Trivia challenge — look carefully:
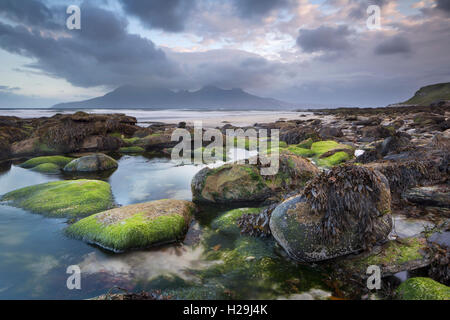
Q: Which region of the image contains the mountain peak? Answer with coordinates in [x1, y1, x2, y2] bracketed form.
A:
[53, 85, 293, 109]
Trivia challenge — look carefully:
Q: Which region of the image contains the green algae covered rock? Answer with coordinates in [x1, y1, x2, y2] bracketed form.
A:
[191, 153, 319, 204]
[30, 163, 61, 174]
[1, 180, 114, 218]
[64, 153, 118, 172]
[396, 277, 450, 300]
[119, 146, 145, 153]
[211, 208, 261, 235]
[66, 199, 195, 252]
[316, 151, 351, 167]
[20, 155, 74, 169]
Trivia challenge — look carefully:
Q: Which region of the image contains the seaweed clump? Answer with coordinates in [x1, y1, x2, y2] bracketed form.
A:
[237, 204, 277, 237]
[366, 160, 441, 196]
[302, 165, 390, 249]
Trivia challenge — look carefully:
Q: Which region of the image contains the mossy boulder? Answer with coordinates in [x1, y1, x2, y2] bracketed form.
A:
[396, 277, 450, 300]
[63, 153, 118, 172]
[30, 163, 61, 174]
[211, 208, 261, 235]
[191, 153, 319, 204]
[1, 180, 114, 218]
[119, 146, 145, 153]
[19, 156, 73, 169]
[270, 165, 393, 262]
[66, 199, 195, 252]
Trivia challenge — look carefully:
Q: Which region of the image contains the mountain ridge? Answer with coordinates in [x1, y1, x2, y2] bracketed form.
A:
[53, 85, 295, 110]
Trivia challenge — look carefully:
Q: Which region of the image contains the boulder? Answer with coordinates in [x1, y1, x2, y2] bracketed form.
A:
[63, 153, 118, 172]
[269, 165, 393, 262]
[404, 185, 450, 207]
[396, 277, 450, 300]
[318, 127, 343, 139]
[1, 179, 114, 218]
[66, 199, 195, 252]
[191, 153, 319, 204]
[19, 155, 73, 169]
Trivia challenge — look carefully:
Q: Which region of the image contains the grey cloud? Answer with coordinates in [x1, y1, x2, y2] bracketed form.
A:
[232, 0, 290, 18]
[296, 25, 352, 54]
[436, 0, 450, 14]
[119, 0, 196, 32]
[374, 36, 412, 55]
[0, 0, 62, 29]
[0, 4, 179, 88]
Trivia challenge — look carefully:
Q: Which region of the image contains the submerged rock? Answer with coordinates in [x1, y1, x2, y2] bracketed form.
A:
[191, 153, 319, 204]
[66, 199, 195, 252]
[1, 179, 114, 218]
[270, 165, 393, 262]
[63, 153, 118, 172]
[211, 207, 261, 236]
[396, 277, 450, 300]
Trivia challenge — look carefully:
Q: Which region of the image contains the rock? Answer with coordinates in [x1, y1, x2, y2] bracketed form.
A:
[333, 237, 430, 280]
[354, 117, 381, 126]
[1, 179, 114, 218]
[270, 165, 393, 262]
[318, 127, 343, 139]
[80, 135, 121, 151]
[11, 137, 54, 157]
[30, 163, 61, 174]
[63, 153, 118, 172]
[358, 125, 394, 141]
[427, 231, 450, 285]
[396, 277, 450, 300]
[119, 146, 145, 153]
[191, 153, 319, 204]
[279, 127, 319, 145]
[404, 185, 450, 207]
[137, 132, 177, 149]
[19, 155, 73, 169]
[365, 160, 441, 196]
[379, 134, 411, 156]
[66, 199, 195, 252]
[429, 129, 450, 150]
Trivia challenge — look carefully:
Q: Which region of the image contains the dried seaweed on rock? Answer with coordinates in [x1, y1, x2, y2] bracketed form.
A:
[303, 165, 387, 249]
[237, 204, 277, 237]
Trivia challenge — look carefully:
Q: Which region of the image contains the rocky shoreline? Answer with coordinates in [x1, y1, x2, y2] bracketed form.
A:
[0, 104, 449, 300]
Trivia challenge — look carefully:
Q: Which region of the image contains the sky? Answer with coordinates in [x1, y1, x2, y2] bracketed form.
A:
[0, 0, 449, 108]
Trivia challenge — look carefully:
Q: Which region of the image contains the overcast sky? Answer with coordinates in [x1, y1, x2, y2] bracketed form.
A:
[0, 0, 449, 108]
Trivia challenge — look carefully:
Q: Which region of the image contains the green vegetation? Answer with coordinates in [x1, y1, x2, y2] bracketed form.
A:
[122, 137, 140, 145]
[287, 146, 315, 157]
[119, 146, 145, 153]
[211, 208, 261, 235]
[1, 180, 114, 218]
[20, 156, 73, 169]
[310, 140, 350, 155]
[316, 151, 351, 167]
[30, 163, 61, 174]
[396, 277, 450, 300]
[403, 82, 450, 105]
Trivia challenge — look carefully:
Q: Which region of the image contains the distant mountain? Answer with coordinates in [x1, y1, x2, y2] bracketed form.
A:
[402, 82, 450, 105]
[53, 85, 294, 109]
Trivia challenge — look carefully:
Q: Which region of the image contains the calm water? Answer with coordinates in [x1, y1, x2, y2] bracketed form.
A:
[0, 153, 329, 300]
